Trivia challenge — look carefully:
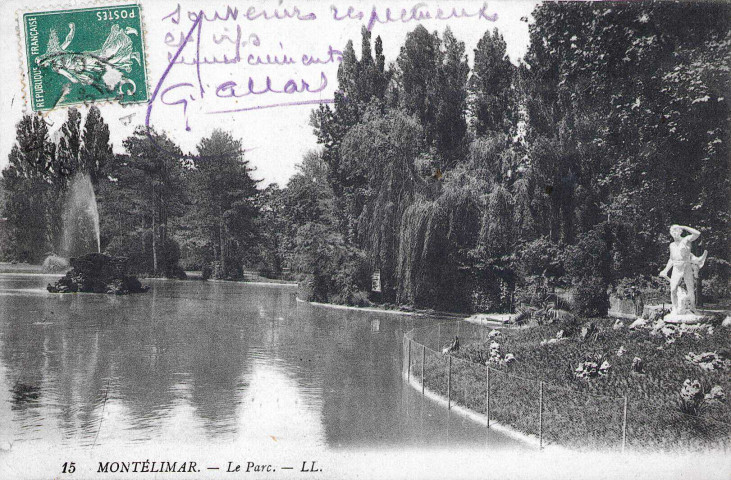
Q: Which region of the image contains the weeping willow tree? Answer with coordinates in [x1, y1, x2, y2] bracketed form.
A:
[475, 184, 518, 310]
[397, 196, 434, 306]
[396, 179, 482, 312]
[480, 184, 514, 258]
[339, 111, 425, 302]
[357, 166, 414, 301]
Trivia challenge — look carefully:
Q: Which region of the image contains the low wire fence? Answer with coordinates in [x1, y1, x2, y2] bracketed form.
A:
[403, 320, 730, 452]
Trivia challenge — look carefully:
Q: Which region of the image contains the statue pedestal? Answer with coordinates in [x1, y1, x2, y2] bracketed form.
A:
[664, 313, 705, 324]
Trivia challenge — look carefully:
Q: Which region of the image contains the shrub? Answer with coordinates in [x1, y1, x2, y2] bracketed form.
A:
[515, 277, 551, 306]
[518, 237, 566, 283]
[160, 238, 185, 279]
[332, 248, 371, 298]
[105, 232, 185, 278]
[469, 270, 512, 313]
[206, 251, 245, 280]
[555, 313, 582, 338]
[295, 270, 330, 302]
[612, 275, 668, 315]
[201, 265, 212, 280]
[566, 227, 611, 282]
[105, 231, 150, 274]
[567, 227, 611, 317]
[702, 273, 730, 304]
[606, 221, 658, 281]
[678, 379, 708, 416]
[297, 274, 317, 302]
[511, 284, 574, 326]
[332, 289, 371, 307]
[574, 276, 610, 317]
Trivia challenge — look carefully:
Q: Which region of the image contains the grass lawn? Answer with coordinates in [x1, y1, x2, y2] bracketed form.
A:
[412, 316, 730, 451]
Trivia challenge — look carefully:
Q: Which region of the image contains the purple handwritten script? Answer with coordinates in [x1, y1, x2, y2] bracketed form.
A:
[147, 5, 342, 139]
[146, 2, 499, 152]
[332, 3, 499, 31]
[161, 3, 318, 24]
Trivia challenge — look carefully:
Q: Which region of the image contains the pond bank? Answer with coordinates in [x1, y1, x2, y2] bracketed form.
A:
[403, 369, 541, 449]
[295, 296, 487, 320]
[297, 297, 416, 316]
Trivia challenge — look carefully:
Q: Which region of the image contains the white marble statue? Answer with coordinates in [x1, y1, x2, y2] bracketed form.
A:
[659, 224, 707, 317]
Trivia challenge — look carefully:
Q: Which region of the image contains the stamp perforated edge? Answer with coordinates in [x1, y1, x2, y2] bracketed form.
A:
[15, 0, 151, 116]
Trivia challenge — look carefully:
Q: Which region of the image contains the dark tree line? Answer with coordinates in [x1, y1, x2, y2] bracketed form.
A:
[1, 108, 111, 262]
[2, 109, 260, 279]
[280, 2, 730, 314]
[2, 2, 728, 314]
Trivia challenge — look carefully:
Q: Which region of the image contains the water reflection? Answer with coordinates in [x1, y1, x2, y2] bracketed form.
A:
[0, 274, 521, 450]
[370, 319, 380, 333]
[237, 359, 326, 447]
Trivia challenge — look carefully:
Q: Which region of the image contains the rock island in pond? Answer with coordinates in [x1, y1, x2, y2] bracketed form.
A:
[47, 253, 149, 295]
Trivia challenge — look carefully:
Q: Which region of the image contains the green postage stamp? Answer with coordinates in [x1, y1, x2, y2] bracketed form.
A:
[21, 4, 148, 111]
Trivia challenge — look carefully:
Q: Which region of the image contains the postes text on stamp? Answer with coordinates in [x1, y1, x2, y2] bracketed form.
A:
[22, 4, 148, 111]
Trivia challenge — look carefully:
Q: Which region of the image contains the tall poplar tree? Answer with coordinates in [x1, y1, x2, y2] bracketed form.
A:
[469, 28, 516, 136]
[192, 130, 260, 279]
[1, 115, 56, 261]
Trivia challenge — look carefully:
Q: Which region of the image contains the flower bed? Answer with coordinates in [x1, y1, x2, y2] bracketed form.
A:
[413, 316, 730, 451]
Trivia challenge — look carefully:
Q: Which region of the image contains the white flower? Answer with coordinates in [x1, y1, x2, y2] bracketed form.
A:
[599, 361, 611, 375]
[681, 379, 702, 402]
[704, 386, 725, 402]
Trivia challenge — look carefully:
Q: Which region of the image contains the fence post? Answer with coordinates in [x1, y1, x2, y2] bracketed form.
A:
[538, 381, 544, 450]
[407, 339, 412, 382]
[447, 356, 452, 410]
[486, 365, 490, 428]
[622, 395, 628, 453]
[421, 345, 426, 395]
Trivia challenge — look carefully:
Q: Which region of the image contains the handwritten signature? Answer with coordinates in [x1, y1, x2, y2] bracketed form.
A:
[147, 13, 335, 135]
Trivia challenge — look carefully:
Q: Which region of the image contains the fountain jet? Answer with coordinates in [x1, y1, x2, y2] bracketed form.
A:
[60, 173, 100, 258]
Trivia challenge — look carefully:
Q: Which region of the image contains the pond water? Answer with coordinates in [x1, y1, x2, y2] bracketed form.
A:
[0, 274, 521, 451]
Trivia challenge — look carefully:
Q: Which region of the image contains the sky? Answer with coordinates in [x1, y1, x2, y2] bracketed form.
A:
[0, 0, 539, 186]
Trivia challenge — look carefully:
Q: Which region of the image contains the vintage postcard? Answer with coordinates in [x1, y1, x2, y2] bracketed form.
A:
[0, 0, 729, 479]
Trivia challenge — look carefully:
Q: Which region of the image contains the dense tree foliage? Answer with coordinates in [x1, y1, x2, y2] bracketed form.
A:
[99, 127, 187, 276]
[1, 115, 56, 262]
[1, 107, 112, 262]
[189, 130, 260, 279]
[521, 1, 730, 306]
[469, 29, 516, 136]
[2, 2, 728, 311]
[297, 2, 729, 312]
